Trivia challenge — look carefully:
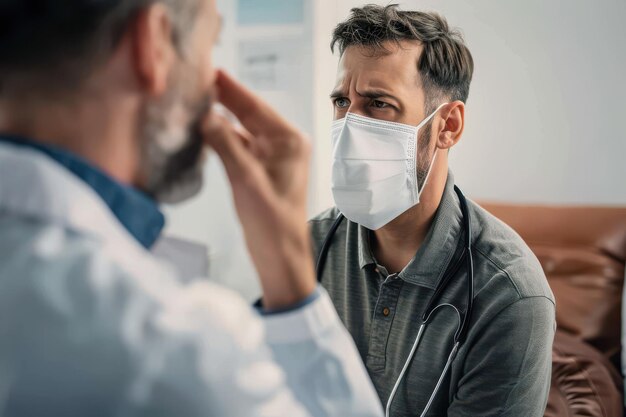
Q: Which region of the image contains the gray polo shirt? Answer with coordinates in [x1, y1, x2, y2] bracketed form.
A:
[310, 172, 556, 417]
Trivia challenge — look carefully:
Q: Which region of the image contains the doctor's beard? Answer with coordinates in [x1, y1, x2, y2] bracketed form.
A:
[140, 65, 214, 204]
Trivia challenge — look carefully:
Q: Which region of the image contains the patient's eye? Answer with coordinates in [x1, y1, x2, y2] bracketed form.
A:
[372, 100, 390, 109]
[334, 98, 350, 108]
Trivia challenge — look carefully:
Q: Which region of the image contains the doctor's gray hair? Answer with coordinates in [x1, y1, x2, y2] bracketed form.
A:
[0, 0, 199, 93]
[331, 4, 474, 113]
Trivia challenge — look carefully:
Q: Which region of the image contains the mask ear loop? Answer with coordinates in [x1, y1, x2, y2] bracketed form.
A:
[415, 102, 448, 130]
[420, 147, 438, 193]
[416, 103, 448, 195]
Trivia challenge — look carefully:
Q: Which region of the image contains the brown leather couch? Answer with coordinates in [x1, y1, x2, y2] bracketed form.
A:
[482, 204, 626, 417]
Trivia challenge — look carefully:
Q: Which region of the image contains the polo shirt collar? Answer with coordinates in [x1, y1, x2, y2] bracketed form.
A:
[358, 224, 376, 268]
[357, 171, 463, 289]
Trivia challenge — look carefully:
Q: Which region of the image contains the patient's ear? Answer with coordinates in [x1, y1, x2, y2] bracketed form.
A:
[436, 101, 465, 150]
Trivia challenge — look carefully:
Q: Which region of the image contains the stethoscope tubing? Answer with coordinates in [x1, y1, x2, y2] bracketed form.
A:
[385, 303, 462, 417]
[316, 186, 474, 417]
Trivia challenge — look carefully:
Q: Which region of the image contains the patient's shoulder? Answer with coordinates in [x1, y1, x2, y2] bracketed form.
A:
[309, 207, 342, 234]
[309, 207, 341, 224]
[308, 207, 342, 253]
[469, 201, 554, 301]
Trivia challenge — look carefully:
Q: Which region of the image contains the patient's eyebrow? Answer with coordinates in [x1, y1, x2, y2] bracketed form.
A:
[357, 89, 400, 102]
[329, 88, 401, 102]
[330, 89, 345, 99]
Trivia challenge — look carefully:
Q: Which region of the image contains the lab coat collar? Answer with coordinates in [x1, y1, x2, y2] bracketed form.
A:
[0, 141, 151, 255]
[0, 135, 164, 248]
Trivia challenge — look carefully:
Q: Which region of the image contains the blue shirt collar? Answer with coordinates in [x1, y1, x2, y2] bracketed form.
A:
[0, 135, 165, 248]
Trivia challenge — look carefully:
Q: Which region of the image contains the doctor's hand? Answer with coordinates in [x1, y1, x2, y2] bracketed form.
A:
[202, 70, 316, 311]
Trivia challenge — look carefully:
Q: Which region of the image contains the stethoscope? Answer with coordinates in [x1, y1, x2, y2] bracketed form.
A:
[316, 185, 474, 417]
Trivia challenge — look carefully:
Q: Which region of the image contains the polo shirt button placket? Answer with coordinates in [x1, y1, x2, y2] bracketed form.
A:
[366, 273, 402, 372]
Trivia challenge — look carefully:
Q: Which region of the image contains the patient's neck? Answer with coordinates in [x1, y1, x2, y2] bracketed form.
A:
[371, 165, 447, 274]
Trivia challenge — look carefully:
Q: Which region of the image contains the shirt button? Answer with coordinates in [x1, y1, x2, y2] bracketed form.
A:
[382, 307, 391, 317]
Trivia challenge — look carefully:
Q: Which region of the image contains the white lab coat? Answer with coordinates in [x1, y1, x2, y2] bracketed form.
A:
[0, 142, 383, 417]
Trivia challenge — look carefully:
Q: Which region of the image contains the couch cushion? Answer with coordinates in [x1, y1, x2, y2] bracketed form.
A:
[480, 204, 626, 368]
[545, 330, 623, 417]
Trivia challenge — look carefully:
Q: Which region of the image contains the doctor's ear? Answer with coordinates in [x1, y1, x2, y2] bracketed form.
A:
[436, 101, 465, 150]
[131, 3, 177, 96]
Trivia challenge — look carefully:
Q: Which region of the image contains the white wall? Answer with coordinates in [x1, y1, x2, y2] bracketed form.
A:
[310, 0, 626, 214]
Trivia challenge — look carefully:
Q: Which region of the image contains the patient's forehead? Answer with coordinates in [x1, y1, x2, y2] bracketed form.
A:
[335, 41, 424, 93]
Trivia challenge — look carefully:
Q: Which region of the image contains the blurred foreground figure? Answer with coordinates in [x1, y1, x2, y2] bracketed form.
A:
[0, 0, 383, 416]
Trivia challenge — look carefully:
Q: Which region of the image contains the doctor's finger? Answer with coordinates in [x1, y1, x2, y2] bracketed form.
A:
[203, 113, 259, 184]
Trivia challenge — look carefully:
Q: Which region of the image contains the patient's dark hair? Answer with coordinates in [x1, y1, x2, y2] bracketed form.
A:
[331, 4, 474, 112]
[0, 0, 198, 92]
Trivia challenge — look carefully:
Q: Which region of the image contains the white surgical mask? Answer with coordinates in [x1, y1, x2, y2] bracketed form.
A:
[330, 103, 447, 230]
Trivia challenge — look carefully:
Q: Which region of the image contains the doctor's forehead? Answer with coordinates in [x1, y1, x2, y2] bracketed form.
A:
[333, 42, 424, 93]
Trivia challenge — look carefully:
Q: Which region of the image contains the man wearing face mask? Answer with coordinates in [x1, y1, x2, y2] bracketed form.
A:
[0, 0, 385, 416]
[311, 5, 556, 417]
